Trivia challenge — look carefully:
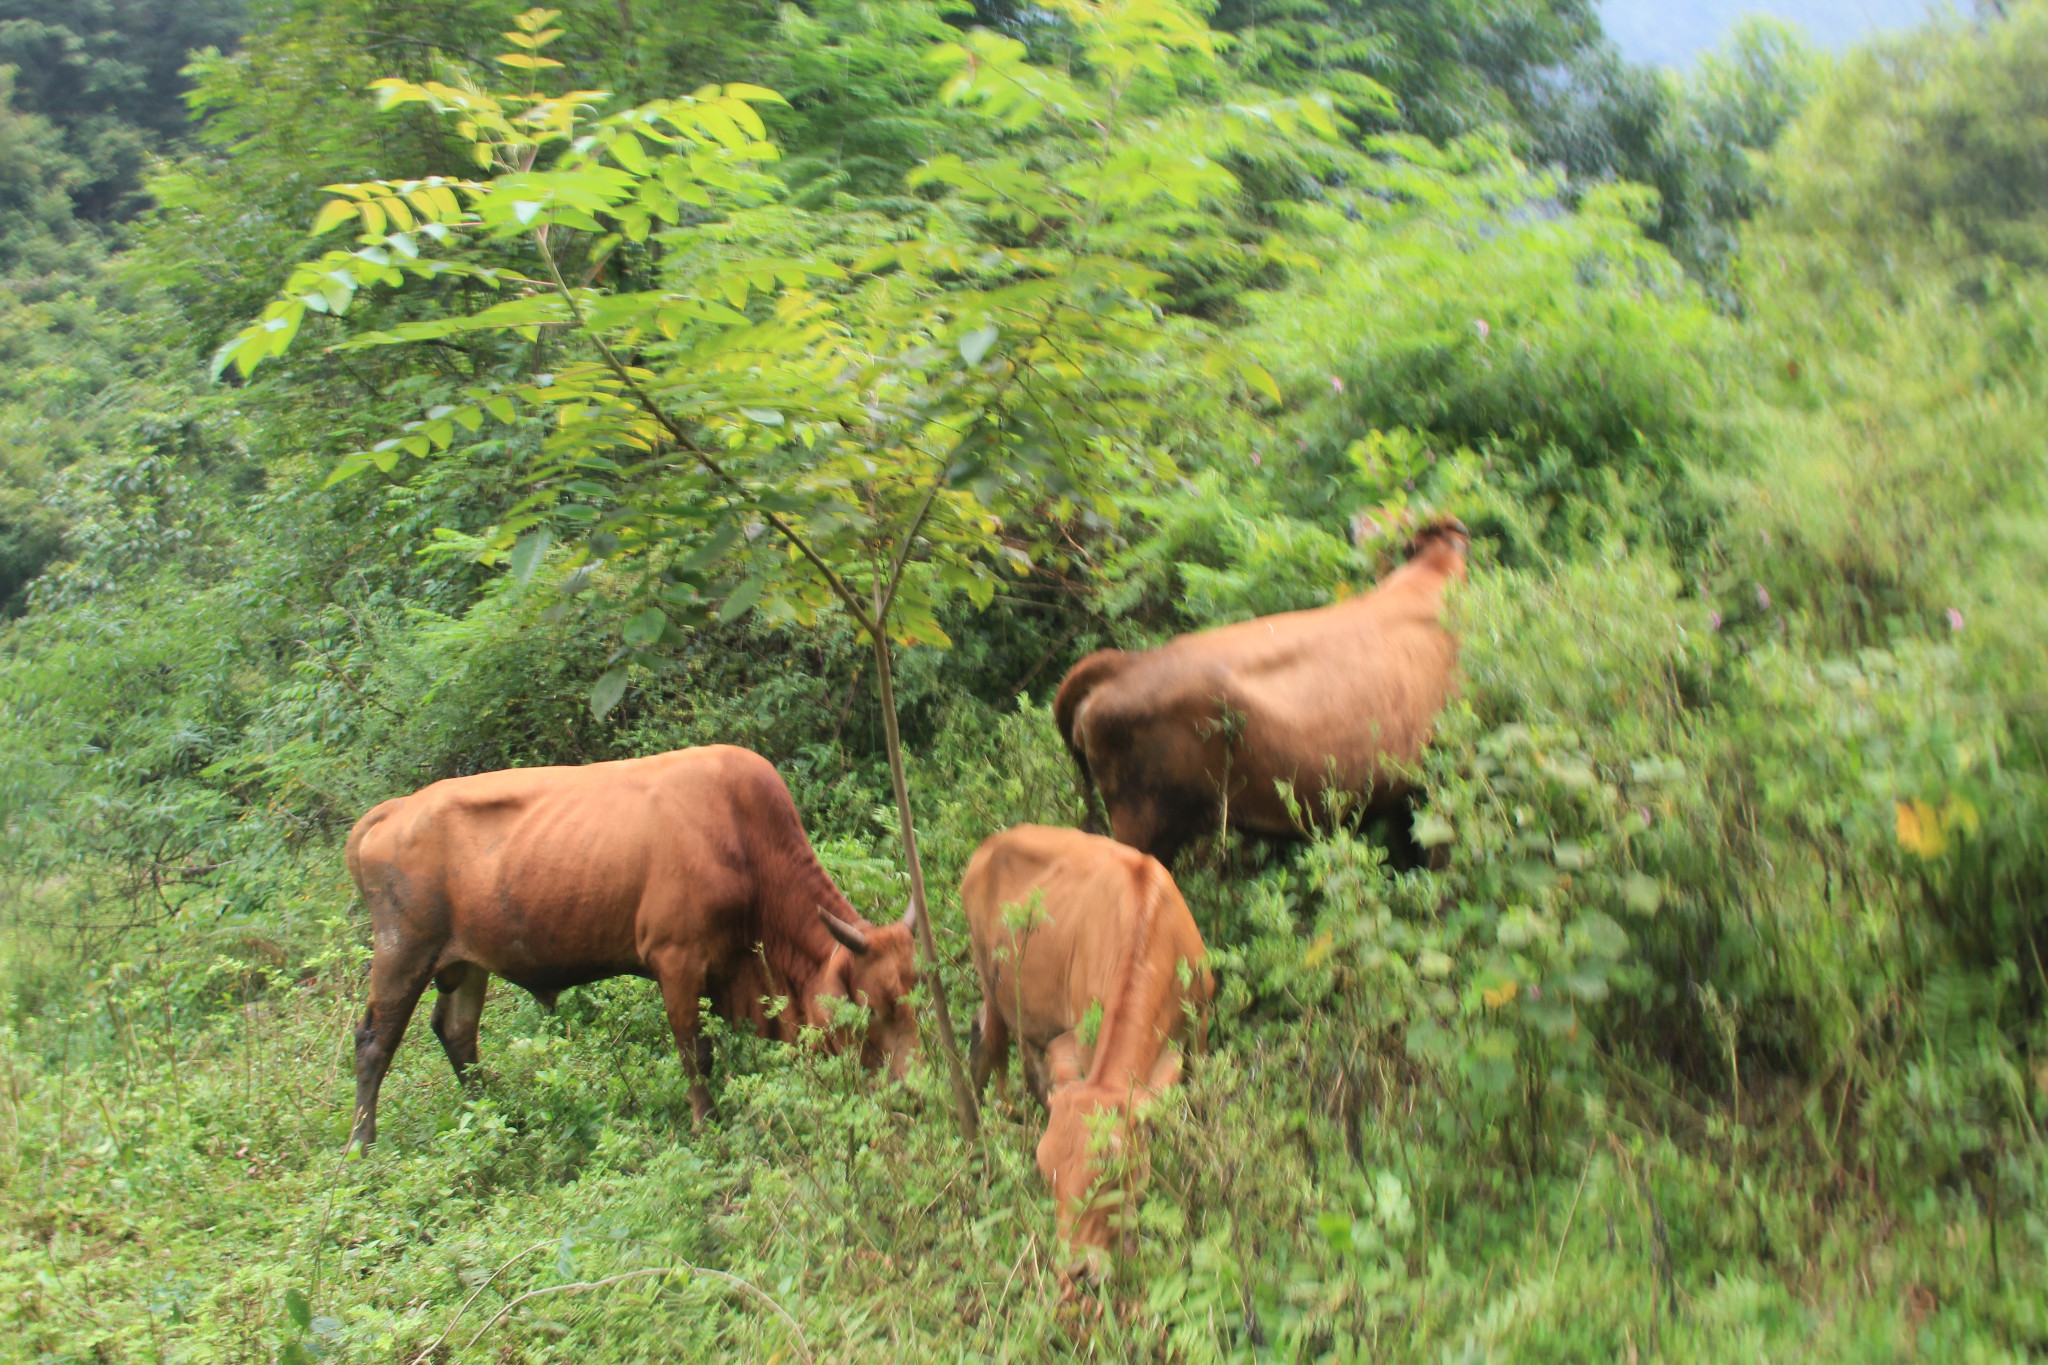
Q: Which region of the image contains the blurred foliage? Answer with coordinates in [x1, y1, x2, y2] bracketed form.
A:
[0, 0, 247, 221]
[4, 0, 2048, 1361]
[1210, 0, 1600, 144]
[1526, 17, 1828, 298]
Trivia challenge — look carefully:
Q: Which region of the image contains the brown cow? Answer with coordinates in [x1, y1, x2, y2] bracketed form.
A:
[1054, 518, 1469, 865]
[343, 745, 918, 1148]
[961, 825, 1210, 1270]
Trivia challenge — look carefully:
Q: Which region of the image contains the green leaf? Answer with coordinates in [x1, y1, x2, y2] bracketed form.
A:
[623, 607, 667, 647]
[312, 199, 358, 235]
[590, 668, 630, 721]
[719, 572, 768, 622]
[677, 524, 740, 573]
[284, 1289, 312, 1332]
[1242, 362, 1281, 405]
[611, 133, 649, 174]
[958, 324, 1000, 366]
[1412, 811, 1454, 847]
[510, 529, 552, 584]
[1621, 872, 1662, 916]
[323, 453, 375, 488]
[1560, 968, 1612, 1003]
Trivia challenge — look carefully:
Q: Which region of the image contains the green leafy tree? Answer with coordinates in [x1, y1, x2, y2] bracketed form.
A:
[215, 0, 1331, 1139]
[1525, 19, 1825, 295]
[0, 71, 95, 278]
[1211, 0, 1599, 142]
[0, 0, 248, 220]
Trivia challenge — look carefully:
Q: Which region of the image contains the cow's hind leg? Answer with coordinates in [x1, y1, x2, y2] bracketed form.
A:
[1371, 792, 1442, 873]
[351, 948, 439, 1150]
[970, 1001, 1013, 1097]
[430, 963, 488, 1091]
[651, 951, 716, 1124]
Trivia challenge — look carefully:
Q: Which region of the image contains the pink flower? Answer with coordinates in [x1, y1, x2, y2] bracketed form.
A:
[1251, 451, 1261, 467]
[1473, 318, 1490, 340]
[1526, 984, 1542, 1001]
[1639, 806, 1653, 827]
[1329, 375, 1344, 393]
[1708, 610, 1722, 630]
[1756, 585, 1770, 610]
[1946, 608, 1964, 632]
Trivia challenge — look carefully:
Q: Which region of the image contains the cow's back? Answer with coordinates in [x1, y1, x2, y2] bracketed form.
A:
[963, 825, 1205, 1052]
[348, 746, 784, 991]
[1072, 562, 1457, 844]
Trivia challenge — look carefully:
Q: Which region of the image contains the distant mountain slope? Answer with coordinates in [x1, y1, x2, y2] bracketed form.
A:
[1601, 0, 1950, 64]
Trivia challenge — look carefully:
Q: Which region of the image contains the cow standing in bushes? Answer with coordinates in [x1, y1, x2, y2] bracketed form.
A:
[342, 745, 919, 1148]
[962, 824, 1211, 1275]
[1054, 517, 1469, 865]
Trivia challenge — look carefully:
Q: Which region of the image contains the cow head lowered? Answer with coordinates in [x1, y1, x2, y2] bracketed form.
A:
[1037, 1034, 1185, 1269]
[813, 903, 921, 1080]
[1402, 514, 1470, 573]
[961, 826, 1210, 1284]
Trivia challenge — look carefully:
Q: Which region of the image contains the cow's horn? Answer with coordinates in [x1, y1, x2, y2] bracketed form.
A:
[901, 894, 919, 933]
[819, 908, 871, 955]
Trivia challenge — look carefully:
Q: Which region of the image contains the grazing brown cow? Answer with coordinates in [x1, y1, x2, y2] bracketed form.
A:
[343, 745, 917, 1148]
[961, 825, 1210, 1270]
[1055, 518, 1469, 865]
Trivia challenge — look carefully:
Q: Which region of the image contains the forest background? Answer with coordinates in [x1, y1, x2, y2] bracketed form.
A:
[2, 0, 2046, 1361]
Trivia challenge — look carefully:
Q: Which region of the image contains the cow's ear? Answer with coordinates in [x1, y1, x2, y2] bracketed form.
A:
[1142, 1044, 1182, 1099]
[1046, 1032, 1090, 1092]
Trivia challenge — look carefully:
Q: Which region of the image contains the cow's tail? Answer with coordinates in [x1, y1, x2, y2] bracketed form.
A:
[1053, 650, 1125, 836]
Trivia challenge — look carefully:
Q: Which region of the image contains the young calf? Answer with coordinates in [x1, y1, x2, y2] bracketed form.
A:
[961, 824, 1211, 1273]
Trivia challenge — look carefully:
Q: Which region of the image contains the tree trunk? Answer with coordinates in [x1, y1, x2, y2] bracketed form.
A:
[869, 629, 980, 1141]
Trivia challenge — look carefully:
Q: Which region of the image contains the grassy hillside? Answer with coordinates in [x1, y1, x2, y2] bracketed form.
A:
[3, 1, 2047, 1361]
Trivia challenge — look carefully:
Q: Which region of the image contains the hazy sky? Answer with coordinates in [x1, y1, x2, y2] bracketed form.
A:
[1599, 0, 1956, 65]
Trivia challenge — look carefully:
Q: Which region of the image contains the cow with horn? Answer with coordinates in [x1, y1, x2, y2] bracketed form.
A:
[342, 745, 919, 1148]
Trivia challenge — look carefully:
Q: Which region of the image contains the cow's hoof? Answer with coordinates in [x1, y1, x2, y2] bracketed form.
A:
[688, 1087, 718, 1127]
[1058, 1247, 1107, 1297]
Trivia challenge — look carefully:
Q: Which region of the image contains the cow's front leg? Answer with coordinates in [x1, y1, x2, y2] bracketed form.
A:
[651, 951, 716, 1124]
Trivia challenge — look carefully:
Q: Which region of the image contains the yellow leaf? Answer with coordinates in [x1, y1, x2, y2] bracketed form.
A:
[312, 199, 357, 235]
[1482, 980, 1518, 1010]
[1242, 362, 1281, 405]
[1303, 931, 1334, 968]
[1895, 799, 1948, 859]
[496, 52, 565, 70]
[720, 82, 787, 105]
[1940, 793, 1981, 837]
